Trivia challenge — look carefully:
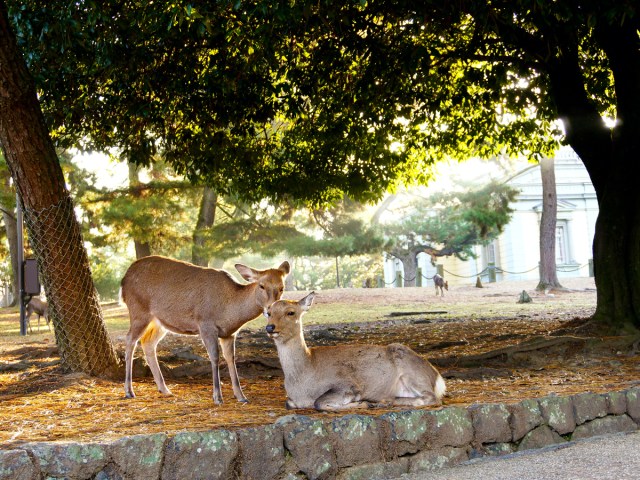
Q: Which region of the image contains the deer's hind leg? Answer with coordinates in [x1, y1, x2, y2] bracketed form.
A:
[313, 385, 369, 411]
[388, 344, 442, 407]
[391, 374, 439, 407]
[139, 319, 170, 395]
[124, 310, 160, 398]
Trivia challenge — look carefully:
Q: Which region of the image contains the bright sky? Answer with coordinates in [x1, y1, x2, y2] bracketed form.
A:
[71, 150, 129, 189]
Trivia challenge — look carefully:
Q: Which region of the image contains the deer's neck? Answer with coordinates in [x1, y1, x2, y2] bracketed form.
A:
[275, 330, 311, 378]
[228, 283, 263, 326]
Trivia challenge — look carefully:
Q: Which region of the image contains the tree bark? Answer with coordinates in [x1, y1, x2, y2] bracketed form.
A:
[0, 3, 119, 376]
[191, 185, 217, 266]
[391, 252, 418, 287]
[588, 19, 640, 332]
[526, 17, 640, 332]
[128, 162, 151, 259]
[590, 148, 640, 332]
[487, 4, 640, 332]
[536, 157, 563, 291]
[402, 256, 418, 287]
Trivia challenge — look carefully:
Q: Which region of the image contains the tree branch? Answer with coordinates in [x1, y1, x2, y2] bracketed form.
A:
[0, 206, 15, 220]
[486, 6, 611, 195]
[83, 180, 198, 204]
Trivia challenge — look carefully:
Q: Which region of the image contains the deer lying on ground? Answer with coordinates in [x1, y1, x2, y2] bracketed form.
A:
[433, 274, 448, 297]
[264, 292, 446, 411]
[121, 255, 290, 404]
[26, 297, 50, 333]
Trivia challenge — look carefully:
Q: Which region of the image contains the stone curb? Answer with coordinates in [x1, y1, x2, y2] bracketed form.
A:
[1, 387, 638, 480]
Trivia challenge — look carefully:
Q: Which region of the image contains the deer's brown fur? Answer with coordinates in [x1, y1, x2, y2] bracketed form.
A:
[264, 292, 445, 411]
[121, 255, 290, 403]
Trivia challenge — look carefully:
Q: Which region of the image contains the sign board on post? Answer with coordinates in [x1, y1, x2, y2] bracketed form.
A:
[23, 258, 41, 295]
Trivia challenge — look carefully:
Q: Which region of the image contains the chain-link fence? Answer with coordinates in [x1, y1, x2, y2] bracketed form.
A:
[23, 195, 120, 377]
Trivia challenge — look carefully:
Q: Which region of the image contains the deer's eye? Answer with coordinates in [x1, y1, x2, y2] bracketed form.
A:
[259, 284, 265, 290]
[287, 311, 295, 316]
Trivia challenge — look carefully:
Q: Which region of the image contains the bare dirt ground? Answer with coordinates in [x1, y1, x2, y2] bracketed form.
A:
[2, 277, 640, 449]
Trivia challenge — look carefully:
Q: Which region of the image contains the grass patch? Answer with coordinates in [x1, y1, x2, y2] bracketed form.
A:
[0, 281, 598, 348]
[242, 302, 430, 330]
[0, 301, 427, 344]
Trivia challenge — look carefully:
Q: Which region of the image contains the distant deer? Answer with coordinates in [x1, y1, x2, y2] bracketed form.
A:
[264, 292, 446, 411]
[121, 255, 290, 404]
[26, 297, 50, 333]
[433, 274, 448, 297]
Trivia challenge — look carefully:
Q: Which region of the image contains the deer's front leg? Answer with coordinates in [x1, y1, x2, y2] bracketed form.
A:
[220, 335, 248, 403]
[200, 327, 223, 404]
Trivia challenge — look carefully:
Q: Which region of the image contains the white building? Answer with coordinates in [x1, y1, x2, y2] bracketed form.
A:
[383, 147, 598, 287]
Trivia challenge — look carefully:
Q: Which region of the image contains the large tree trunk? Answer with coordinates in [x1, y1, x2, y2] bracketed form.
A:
[585, 23, 640, 332]
[586, 21, 640, 332]
[128, 162, 151, 259]
[542, 19, 640, 332]
[591, 154, 640, 332]
[191, 186, 217, 266]
[537, 157, 563, 291]
[393, 252, 418, 287]
[0, 4, 119, 376]
[586, 100, 640, 331]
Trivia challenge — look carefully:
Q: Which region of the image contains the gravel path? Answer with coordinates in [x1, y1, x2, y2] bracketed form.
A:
[396, 431, 640, 480]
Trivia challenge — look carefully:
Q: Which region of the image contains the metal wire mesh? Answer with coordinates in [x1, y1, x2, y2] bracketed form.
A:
[23, 195, 120, 376]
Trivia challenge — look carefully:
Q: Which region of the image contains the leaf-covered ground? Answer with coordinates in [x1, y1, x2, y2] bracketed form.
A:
[2, 277, 639, 449]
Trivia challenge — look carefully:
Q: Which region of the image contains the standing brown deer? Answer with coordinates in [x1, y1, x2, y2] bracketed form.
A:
[121, 255, 290, 403]
[26, 297, 49, 332]
[264, 292, 446, 411]
[433, 274, 448, 297]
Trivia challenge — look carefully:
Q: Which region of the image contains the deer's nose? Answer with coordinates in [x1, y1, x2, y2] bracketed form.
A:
[266, 324, 275, 334]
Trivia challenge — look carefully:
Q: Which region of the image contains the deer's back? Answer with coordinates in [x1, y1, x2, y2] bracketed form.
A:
[298, 343, 438, 399]
[284, 344, 398, 399]
[27, 298, 48, 314]
[121, 256, 243, 326]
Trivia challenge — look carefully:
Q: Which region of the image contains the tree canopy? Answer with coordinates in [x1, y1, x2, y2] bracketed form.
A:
[5, 0, 640, 331]
[7, 0, 419, 205]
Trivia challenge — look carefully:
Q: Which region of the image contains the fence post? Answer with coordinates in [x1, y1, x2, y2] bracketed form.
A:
[436, 264, 444, 276]
[588, 259, 594, 277]
[17, 193, 27, 336]
[416, 267, 422, 287]
[488, 262, 496, 283]
[377, 276, 384, 288]
[395, 271, 403, 288]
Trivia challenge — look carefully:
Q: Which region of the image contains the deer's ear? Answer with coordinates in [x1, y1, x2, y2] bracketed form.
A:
[278, 261, 291, 275]
[235, 264, 259, 282]
[299, 291, 316, 311]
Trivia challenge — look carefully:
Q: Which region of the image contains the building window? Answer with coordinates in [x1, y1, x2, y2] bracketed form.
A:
[485, 242, 496, 265]
[556, 222, 569, 264]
